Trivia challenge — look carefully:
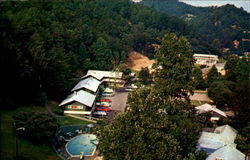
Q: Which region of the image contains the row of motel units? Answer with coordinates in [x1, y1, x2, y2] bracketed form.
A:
[59, 70, 124, 116]
[193, 54, 219, 66]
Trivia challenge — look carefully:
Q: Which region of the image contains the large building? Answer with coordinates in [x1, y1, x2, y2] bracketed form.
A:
[59, 70, 123, 116]
[194, 54, 219, 66]
[59, 90, 96, 116]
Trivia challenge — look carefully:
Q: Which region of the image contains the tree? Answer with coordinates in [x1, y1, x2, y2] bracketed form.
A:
[13, 111, 59, 142]
[91, 37, 113, 70]
[225, 55, 249, 83]
[99, 87, 183, 160]
[193, 66, 207, 89]
[154, 33, 195, 99]
[206, 65, 221, 86]
[138, 67, 150, 84]
[99, 33, 202, 159]
[207, 81, 236, 107]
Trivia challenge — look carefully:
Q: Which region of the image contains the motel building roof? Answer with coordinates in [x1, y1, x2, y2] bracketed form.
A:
[71, 76, 102, 93]
[197, 125, 239, 155]
[206, 145, 245, 160]
[82, 70, 123, 80]
[59, 90, 96, 108]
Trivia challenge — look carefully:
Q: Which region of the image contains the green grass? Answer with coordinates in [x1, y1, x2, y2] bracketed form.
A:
[57, 116, 90, 126]
[0, 105, 91, 160]
[0, 106, 60, 160]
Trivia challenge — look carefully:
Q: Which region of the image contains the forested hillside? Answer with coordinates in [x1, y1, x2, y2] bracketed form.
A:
[141, 0, 250, 55]
[189, 4, 250, 54]
[141, 0, 210, 17]
[1, 0, 246, 107]
[0, 0, 206, 107]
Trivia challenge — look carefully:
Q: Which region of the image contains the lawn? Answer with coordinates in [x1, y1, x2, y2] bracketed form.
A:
[57, 116, 90, 126]
[0, 105, 91, 160]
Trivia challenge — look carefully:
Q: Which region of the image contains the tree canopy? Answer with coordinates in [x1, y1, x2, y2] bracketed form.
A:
[154, 33, 195, 98]
[99, 33, 204, 160]
[0, 0, 209, 107]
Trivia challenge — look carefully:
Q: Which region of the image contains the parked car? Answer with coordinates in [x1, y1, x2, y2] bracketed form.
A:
[125, 88, 133, 92]
[102, 93, 115, 97]
[92, 111, 107, 116]
[95, 107, 112, 112]
[96, 102, 110, 107]
[99, 98, 112, 102]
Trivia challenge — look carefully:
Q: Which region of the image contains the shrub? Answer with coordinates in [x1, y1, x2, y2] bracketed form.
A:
[13, 111, 59, 143]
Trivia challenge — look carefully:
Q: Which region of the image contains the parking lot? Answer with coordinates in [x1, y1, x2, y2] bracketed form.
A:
[110, 88, 129, 113]
[105, 88, 129, 122]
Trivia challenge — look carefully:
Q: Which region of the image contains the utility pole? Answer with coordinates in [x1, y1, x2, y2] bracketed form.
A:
[15, 127, 25, 160]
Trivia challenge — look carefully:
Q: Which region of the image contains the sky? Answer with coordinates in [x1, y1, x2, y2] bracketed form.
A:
[180, 0, 250, 12]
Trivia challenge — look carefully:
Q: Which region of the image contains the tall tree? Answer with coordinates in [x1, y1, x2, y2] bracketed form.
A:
[193, 66, 207, 89]
[207, 81, 236, 107]
[225, 55, 249, 83]
[154, 33, 195, 99]
[99, 33, 202, 160]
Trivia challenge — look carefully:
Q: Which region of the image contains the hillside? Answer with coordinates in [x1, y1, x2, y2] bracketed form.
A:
[189, 4, 250, 54]
[140, 0, 250, 55]
[141, 0, 210, 17]
[0, 0, 205, 106]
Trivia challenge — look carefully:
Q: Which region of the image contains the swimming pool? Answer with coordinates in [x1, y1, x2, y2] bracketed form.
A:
[66, 134, 98, 157]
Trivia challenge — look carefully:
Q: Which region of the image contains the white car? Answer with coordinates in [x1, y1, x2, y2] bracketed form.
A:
[92, 111, 107, 116]
[96, 102, 110, 107]
[102, 93, 115, 97]
[125, 88, 133, 92]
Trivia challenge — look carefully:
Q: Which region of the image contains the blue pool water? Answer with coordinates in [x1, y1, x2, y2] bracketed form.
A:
[66, 134, 98, 156]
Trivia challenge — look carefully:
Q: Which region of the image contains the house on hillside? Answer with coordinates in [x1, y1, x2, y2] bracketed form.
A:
[59, 90, 96, 116]
[82, 70, 124, 87]
[197, 125, 245, 160]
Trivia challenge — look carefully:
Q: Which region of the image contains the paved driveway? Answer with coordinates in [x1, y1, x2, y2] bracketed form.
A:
[110, 88, 129, 113]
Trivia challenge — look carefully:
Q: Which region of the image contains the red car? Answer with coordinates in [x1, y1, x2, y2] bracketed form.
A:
[99, 98, 112, 102]
[95, 107, 112, 112]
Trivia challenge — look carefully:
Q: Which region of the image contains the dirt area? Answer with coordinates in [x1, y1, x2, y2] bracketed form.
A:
[127, 51, 155, 71]
[190, 93, 213, 103]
